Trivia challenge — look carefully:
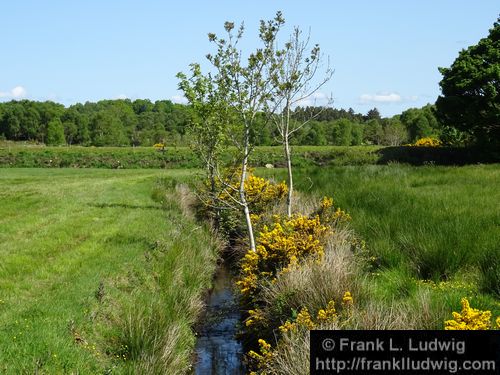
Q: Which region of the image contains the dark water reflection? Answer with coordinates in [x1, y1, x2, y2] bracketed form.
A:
[194, 262, 245, 374]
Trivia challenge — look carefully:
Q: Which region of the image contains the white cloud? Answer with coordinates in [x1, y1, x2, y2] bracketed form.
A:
[0, 86, 27, 99]
[294, 92, 331, 107]
[359, 92, 421, 105]
[359, 92, 402, 104]
[171, 94, 188, 104]
[116, 94, 128, 100]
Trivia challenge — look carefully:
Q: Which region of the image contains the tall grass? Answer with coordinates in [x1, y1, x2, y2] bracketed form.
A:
[262, 164, 500, 297]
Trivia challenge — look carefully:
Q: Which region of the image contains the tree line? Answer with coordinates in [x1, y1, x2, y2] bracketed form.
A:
[0, 98, 443, 147]
[0, 99, 190, 146]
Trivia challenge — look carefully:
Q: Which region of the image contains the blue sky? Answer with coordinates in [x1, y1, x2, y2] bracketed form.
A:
[0, 1, 498, 116]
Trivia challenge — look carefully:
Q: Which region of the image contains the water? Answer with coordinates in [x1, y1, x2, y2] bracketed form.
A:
[194, 261, 245, 374]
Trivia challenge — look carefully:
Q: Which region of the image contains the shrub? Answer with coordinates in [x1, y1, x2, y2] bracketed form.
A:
[236, 197, 350, 299]
[153, 143, 165, 151]
[248, 295, 353, 374]
[215, 169, 288, 214]
[444, 298, 496, 330]
[236, 214, 328, 298]
[207, 169, 288, 238]
[234, 191, 356, 373]
[259, 229, 363, 328]
[413, 137, 442, 147]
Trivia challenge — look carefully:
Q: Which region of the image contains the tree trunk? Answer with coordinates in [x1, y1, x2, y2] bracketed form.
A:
[240, 127, 256, 251]
[284, 133, 293, 217]
[284, 103, 293, 217]
[208, 161, 220, 229]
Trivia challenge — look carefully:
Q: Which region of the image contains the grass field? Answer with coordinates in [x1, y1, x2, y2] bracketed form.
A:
[0, 144, 383, 169]
[0, 168, 218, 374]
[1, 144, 496, 170]
[262, 164, 500, 317]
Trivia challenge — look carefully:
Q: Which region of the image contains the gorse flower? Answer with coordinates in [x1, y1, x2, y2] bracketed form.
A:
[320, 196, 333, 210]
[413, 137, 442, 147]
[316, 300, 337, 323]
[279, 297, 349, 333]
[248, 339, 274, 373]
[295, 307, 316, 330]
[216, 169, 288, 215]
[444, 298, 492, 330]
[278, 320, 297, 333]
[245, 309, 265, 327]
[236, 213, 328, 297]
[342, 291, 353, 306]
[315, 196, 351, 225]
[153, 143, 165, 150]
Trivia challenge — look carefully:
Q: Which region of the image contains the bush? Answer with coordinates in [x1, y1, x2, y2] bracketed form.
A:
[444, 298, 497, 330]
[236, 197, 350, 300]
[413, 137, 442, 147]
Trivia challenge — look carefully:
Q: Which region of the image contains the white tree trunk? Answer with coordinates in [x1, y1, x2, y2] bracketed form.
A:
[284, 103, 293, 217]
[240, 126, 256, 251]
[284, 134, 293, 217]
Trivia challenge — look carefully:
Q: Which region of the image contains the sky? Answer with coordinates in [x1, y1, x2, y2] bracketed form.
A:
[0, 1, 498, 117]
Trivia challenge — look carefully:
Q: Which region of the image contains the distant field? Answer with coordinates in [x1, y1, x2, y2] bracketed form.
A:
[1, 144, 495, 169]
[0, 169, 218, 374]
[263, 164, 500, 315]
[0, 145, 381, 169]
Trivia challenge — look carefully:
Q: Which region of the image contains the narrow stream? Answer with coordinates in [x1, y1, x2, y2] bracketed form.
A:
[194, 261, 246, 374]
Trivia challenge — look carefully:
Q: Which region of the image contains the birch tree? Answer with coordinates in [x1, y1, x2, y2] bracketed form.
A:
[271, 28, 333, 216]
[180, 13, 285, 251]
[210, 15, 285, 251]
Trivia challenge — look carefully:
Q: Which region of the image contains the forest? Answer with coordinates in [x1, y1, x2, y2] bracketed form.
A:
[0, 98, 443, 147]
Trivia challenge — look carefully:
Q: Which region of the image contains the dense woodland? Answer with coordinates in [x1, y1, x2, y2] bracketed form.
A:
[0, 99, 442, 147]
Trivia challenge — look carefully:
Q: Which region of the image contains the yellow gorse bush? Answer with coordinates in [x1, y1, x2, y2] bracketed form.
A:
[236, 214, 328, 297]
[231, 177, 352, 373]
[279, 295, 352, 333]
[237, 194, 350, 298]
[246, 308, 265, 327]
[317, 301, 337, 323]
[413, 137, 442, 147]
[215, 169, 288, 214]
[248, 339, 274, 374]
[316, 196, 351, 224]
[244, 175, 288, 212]
[444, 298, 494, 330]
[153, 143, 165, 150]
[342, 291, 353, 306]
[251, 298, 345, 374]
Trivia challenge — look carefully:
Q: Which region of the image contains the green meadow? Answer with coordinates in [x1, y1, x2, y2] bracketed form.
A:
[0, 168, 217, 374]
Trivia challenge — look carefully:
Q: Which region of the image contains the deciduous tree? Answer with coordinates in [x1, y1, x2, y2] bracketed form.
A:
[270, 27, 333, 216]
[436, 17, 500, 146]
